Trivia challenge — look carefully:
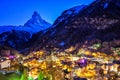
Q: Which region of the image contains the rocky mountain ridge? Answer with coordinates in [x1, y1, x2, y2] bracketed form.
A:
[28, 0, 120, 53]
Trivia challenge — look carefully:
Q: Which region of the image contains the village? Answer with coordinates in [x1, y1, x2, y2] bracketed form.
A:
[0, 43, 120, 80]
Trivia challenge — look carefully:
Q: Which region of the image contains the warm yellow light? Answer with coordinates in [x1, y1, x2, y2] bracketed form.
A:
[41, 61, 47, 69]
[63, 65, 68, 70]
[92, 53, 97, 57]
[85, 51, 91, 55]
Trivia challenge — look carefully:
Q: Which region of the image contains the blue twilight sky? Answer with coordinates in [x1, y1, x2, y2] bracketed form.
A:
[0, 0, 94, 26]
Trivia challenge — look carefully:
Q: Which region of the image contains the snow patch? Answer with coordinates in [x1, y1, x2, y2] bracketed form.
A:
[53, 5, 87, 26]
[8, 41, 15, 48]
[104, 3, 109, 9]
[59, 41, 65, 46]
[50, 31, 55, 36]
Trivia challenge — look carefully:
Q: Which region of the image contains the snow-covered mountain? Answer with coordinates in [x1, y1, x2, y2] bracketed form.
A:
[53, 5, 87, 26]
[28, 0, 120, 53]
[0, 11, 51, 50]
[0, 11, 51, 34]
[24, 11, 51, 33]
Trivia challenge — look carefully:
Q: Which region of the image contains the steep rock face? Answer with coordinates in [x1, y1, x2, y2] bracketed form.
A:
[53, 5, 87, 27]
[24, 11, 51, 33]
[0, 12, 51, 50]
[29, 0, 120, 52]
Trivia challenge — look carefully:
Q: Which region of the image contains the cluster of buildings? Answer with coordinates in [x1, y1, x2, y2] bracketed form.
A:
[20, 50, 120, 80]
[0, 47, 18, 70]
[0, 49, 11, 70]
[0, 45, 120, 80]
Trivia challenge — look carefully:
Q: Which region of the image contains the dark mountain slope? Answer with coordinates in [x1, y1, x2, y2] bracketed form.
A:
[28, 0, 120, 52]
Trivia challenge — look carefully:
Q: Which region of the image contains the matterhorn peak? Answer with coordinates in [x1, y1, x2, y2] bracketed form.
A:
[32, 11, 42, 19]
[24, 11, 51, 28]
[24, 11, 51, 32]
